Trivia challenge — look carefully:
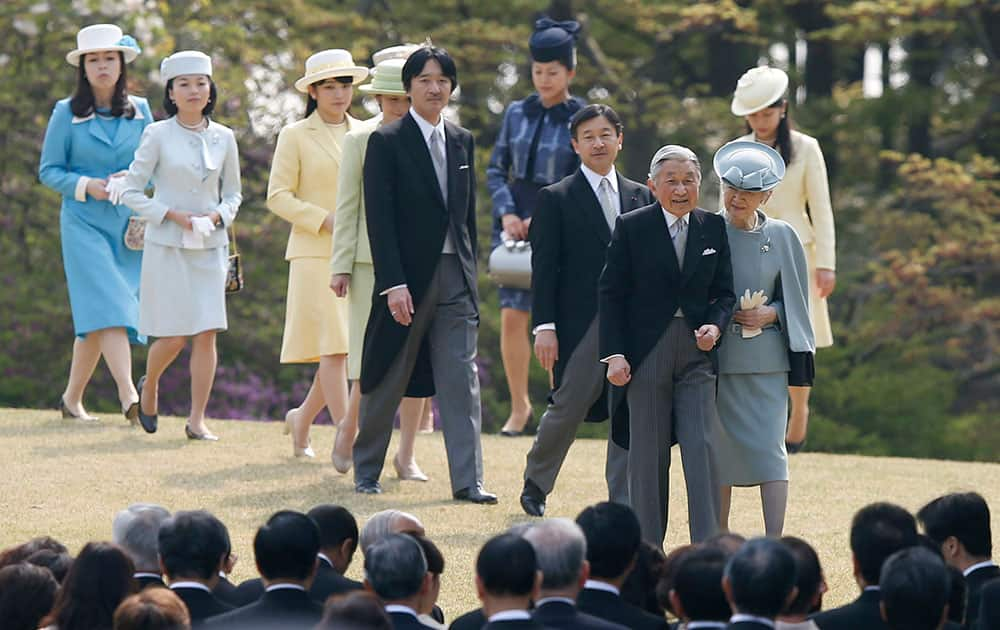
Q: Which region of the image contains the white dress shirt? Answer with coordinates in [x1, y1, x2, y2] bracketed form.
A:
[385, 603, 421, 617]
[169, 581, 211, 592]
[265, 583, 307, 592]
[730, 613, 776, 627]
[583, 579, 620, 595]
[488, 609, 532, 621]
[964, 560, 998, 576]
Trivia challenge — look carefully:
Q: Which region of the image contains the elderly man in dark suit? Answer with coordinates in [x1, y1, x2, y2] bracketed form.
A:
[112, 503, 171, 591]
[158, 510, 234, 624]
[365, 533, 437, 629]
[598, 144, 735, 546]
[206, 511, 324, 629]
[354, 45, 494, 504]
[519, 104, 653, 518]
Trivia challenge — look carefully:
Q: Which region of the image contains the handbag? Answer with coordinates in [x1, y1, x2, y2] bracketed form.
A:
[123, 215, 145, 250]
[225, 223, 243, 294]
[488, 237, 532, 290]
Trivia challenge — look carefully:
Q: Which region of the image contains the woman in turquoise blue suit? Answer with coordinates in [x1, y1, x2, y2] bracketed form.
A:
[39, 24, 151, 423]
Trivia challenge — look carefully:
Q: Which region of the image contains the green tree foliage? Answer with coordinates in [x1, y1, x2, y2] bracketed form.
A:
[0, 0, 996, 458]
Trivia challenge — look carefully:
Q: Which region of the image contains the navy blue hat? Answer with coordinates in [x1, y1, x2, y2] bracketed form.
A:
[529, 17, 580, 69]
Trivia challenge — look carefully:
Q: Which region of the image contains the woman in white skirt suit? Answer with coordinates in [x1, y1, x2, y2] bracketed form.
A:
[121, 51, 241, 440]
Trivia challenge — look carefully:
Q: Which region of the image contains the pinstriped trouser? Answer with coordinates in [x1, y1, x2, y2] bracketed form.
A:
[626, 317, 720, 547]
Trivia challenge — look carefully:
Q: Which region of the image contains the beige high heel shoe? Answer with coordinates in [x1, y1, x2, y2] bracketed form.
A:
[393, 454, 429, 482]
[330, 425, 352, 473]
[285, 409, 315, 458]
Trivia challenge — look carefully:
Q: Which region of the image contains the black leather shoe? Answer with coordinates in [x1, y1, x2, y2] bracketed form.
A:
[453, 486, 498, 504]
[136, 376, 158, 434]
[355, 479, 382, 494]
[520, 479, 546, 517]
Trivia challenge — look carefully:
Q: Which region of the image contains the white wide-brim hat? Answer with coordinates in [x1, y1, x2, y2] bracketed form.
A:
[713, 140, 786, 192]
[66, 24, 141, 66]
[294, 49, 369, 93]
[160, 51, 213, 83]
[372, 43, 419, 65]
[731, 66, 789, 116]
[359, 58, 407, 96]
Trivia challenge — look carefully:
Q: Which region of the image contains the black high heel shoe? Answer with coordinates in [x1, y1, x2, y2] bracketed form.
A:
[136, 376, 158, 434]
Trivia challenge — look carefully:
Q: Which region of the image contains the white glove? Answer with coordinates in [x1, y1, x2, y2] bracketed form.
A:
[739, 289, 769, 338]
[190, 215, 216, 239]
[105, 176, 128, 205]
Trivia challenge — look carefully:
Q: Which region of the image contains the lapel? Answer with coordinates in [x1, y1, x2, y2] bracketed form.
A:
[303, 111, 348, 166]
[680, 209, 708, 285]
[569, 169, 613, 244]
[79, 115, 113, 146]
[400, 113, 447, 211]
[110, 98, 145, 147]
[651, 205, 682, 280]
[616, 174, 646, 215]
[445, 119, 466, 218]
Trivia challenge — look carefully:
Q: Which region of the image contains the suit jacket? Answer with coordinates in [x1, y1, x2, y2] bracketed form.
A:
[484, 618, 549, 629]
[450, 608, 487, 630]
[976, 578, 1000, 630]
[390, 610, 437, 629]
[330, 116, 379, 273]
[728, 622, 776, 630]
[531, 600, 628, 629]
[598, 204, 735, 447]
[205, 587, 323, 629]
[267, 111, 363, 259]
[530, 169, 653, 421]
[361, 112, 478, 393]
[136, 574, 166, 591]
[965, 564, 1000, 629]
[811, 589, 885, 630]
[172, 586, 233, 623]
[577, 586, 668, 629]
[212, 576, 241, 607]
[232, 558, 362, 607]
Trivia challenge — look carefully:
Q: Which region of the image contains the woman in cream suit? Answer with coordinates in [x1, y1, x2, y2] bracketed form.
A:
[728, 66, 835, 452]
[121, 51, 242, 440]
[329, 50, 432, 480]
[268, 50, 368, 458]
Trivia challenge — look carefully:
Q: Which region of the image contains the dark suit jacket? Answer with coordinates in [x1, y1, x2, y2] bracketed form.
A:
[727, 622, 774, 630]
[966, 564, 1000, 629]
[389, 610, 437, 629]
[361, 112, 478, 393]
[172, 586, 233, 623]
[450, 607, 487, 630]
[484, 618, 549, 629]
[136, 574, 166, 591]
[530, 169, 653, 421]
[577, 586, 668, 629]
[977, 578, 1000, 630]
[205, 587, 324, 629]
[232, 558, 362, 607]
[532, 600, 628, 629]
[598, 204, 735, 447]
[811, 589, 886, 630]
[212, 576, 242, 607]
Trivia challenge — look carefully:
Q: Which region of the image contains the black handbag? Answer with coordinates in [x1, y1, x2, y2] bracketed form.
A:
[225, 223, 243, 294]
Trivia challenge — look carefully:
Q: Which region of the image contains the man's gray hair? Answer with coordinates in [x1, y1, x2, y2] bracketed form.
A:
[364, 533, 428, 601]
[523, 518, 587, 590]
[649, 144, 702, 181]
[112, 503, 170, 572]
[360, 510, 423, 553]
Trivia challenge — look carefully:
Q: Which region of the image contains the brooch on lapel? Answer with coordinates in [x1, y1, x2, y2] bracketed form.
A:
[761, 237, 772, 254]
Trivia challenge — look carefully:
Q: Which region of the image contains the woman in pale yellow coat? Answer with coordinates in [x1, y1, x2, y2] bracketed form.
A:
[329, 51, 432, 481]
[267, 50, 369, 457]
[729, 66, 836, 451]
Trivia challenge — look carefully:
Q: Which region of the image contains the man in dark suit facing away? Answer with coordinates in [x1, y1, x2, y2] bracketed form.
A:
[812, 502, 919, 630]
[365, 533, 437, 629]
[599, 144, 735, 546]
[205, 511, 324, 629]
[473, 533, 545, 629]
[158, 510, 234, 625]
[879, 547, 953, 630]
[575, 502, 668, 629]
[519, 104, 654, 518]
[354, 45, 494, 504]
[722, 538, 799, 630]
[112, 503, 170, 591]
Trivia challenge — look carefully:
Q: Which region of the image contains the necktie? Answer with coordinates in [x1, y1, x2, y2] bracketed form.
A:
[671, 217, 686, 270]
[429, 128, 448, 203]
[598, 177, 617, 229]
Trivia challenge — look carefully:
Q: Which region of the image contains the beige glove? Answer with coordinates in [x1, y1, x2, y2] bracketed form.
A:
[739, 289, 769, 338]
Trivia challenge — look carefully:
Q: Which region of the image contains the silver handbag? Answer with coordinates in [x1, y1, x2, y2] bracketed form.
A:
[488, 237, 532, 289]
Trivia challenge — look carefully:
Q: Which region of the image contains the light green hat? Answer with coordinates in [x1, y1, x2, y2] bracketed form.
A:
[359, 58, 407, 96]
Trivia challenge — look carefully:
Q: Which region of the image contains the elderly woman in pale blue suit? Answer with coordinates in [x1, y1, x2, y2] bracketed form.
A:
[39, 24, 150, 423]
[711, 141, 814, 537]
[121, 51, 241, 441]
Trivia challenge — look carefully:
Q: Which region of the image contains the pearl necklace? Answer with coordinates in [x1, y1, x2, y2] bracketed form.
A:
[177, 116, 207, 131]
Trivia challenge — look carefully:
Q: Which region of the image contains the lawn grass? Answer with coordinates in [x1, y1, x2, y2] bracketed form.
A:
[1, 407, 997, 621]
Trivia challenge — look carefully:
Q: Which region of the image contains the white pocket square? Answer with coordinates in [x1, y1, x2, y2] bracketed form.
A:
[458, 164, 469, 170]
[702, 248, 717, 256]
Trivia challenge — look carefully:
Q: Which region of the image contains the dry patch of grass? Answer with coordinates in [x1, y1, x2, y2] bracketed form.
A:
[1, 407, 997, 620]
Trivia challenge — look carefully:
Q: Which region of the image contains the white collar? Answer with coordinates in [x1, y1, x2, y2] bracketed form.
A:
[317, 553, 334, 568]
[169, 581, 211, 592]
[964, 560, 997, 577]
[410, 107, 445, 144]
[583, 580, 620, 596]
[265, 583, 306, 592]
[535, 596, 576, 607]
[488, 610, 532, 621]
[661, 206, 690, 229]
[71, 100, 145, 124]
[134, 572, 162, 580]
[863, 585, 881, 592]
[580, 164, 618, 195]
[385, 604, 420, 617]
[687, 623, 728, 629]
[731, 614, 776, 627]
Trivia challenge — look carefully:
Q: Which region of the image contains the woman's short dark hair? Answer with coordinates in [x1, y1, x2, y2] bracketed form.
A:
[401, 46, 458, 92]
[43, 542, 136, 630]
[0, 536, 69, 572]
[25, 549, 73, 584]
[113, 589, 191, 630]
[305, 75, 354, 118]
[570, 104, 623, 139]
[163, 77, 217, 117]
[0, 563, 59, 630]
[745, 98, 794, 165]
[70, 51, 136, 119]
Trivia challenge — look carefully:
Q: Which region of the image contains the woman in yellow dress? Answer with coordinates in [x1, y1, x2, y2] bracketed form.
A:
[728, 66, 836, 451]
[267, 50, 369, 457]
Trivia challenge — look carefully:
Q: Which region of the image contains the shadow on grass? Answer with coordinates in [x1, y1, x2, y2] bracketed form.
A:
[31, 433, 188, 457]
[160, 460, 322, 488]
